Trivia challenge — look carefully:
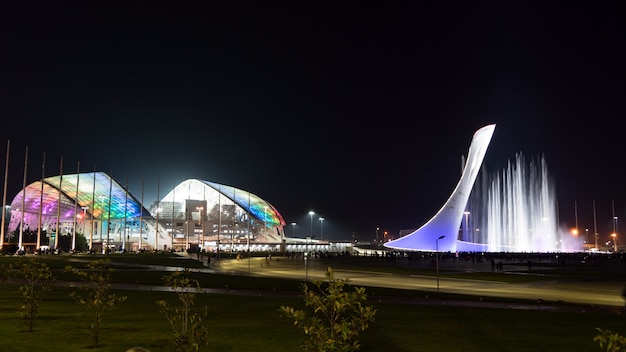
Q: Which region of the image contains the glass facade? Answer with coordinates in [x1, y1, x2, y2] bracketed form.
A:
[7, 173, 286, 252]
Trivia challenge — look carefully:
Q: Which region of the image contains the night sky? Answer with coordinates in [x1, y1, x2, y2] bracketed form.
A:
[1, 2, 625, 242]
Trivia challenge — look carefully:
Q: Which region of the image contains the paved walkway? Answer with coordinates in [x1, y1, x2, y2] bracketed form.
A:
[212, 256, 626, 313]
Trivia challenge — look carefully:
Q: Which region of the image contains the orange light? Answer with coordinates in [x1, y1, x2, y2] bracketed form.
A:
[571, 229, 578, 235]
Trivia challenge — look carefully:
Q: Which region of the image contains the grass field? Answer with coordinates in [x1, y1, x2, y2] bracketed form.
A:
[0, 252, 624, 351]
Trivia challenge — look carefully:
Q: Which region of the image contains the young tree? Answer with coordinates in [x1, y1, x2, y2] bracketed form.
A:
[279, 267, 377, 352]
[65, 259, 127, 348]
[17, 258, 54, 331]
[156, 268, 209, 352]
[595, 328, 626, 352]
[0, 263, 13, 284]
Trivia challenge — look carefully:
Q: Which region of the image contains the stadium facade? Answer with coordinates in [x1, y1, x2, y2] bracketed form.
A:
[5, 174, 294, 253]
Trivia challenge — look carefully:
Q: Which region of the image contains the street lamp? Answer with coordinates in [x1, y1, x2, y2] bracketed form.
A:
[305, 236, 310, 281]
[307, 211, 315, 281]
[613, 216, 618, 253]
[436, 235, 445, 292]
[376, 227, 379, 243]
[185, 221, 189, 249]
[308, 211, 315, 237]
[291, 222, 296, 237]
[319, 217, 324, 240]
[196, 206, 204, 251]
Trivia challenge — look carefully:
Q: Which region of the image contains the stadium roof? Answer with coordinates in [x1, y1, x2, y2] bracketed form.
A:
[10, 171, 147, 220]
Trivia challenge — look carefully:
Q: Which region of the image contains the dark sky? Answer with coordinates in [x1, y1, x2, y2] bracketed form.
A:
[1, 1, 625, 242]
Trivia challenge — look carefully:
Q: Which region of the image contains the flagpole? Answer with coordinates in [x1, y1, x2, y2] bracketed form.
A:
[123, 175, 128, 252]
[90, 168, 95, 252]
[37, 152, 45, 251]
[54, 157, 62, 250]
[1, 140, 9, 247]
[106, 170, 112, 252]
[18, 145, 28, 251]
[156, 178, 160, 251]
[139, 176, 144, 251]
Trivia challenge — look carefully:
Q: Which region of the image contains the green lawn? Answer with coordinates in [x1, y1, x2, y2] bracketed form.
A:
[0, 252, 624, 351]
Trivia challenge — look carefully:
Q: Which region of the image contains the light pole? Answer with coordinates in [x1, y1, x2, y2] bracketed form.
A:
[308, 211, 315, 238]
[185, 221, 189, 249]
[305, 236, 310, 281]
[613, 216, 617, 253]
[376, 227, 379, 243]
[319, 217, 324, 241]
[436, 235, 445, 292]
[291, 222, 296, 237]
[307, 211, 314, 281]
[196, 206, 204, 251]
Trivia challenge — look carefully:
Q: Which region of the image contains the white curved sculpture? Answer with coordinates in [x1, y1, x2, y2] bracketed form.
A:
[384, 124, 496, 252]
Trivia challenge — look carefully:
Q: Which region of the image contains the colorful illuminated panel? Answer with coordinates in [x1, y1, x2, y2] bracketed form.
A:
[10, 172, 148, 221]
[204, 181, 285, 226]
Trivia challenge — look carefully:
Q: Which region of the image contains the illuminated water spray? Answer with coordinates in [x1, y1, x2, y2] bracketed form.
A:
[471, 153, 560, 252]
[385, 125, 576, 253]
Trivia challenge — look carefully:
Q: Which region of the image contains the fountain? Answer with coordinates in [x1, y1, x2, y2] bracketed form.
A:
[467, 153, 561, 252]
[385, 124, 577, 253]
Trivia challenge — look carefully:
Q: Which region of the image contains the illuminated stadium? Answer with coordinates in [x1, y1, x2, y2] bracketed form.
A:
[6, 174, 287, 253]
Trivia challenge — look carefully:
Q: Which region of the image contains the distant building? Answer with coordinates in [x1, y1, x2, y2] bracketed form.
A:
[6, 173, 286, 252]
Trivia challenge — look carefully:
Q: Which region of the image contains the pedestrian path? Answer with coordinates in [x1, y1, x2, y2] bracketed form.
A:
[212, 256, 626, 312]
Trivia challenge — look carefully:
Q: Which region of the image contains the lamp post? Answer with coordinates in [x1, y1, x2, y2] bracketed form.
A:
[196, 206, 204, 251]
[376, 227, 379, 243]
[308, 211, 315, 238]
[185, 221, 189, 249]
[319, 217, 324, 241]
[306, 211, 315, 281]
[436, 235, 445, 292]
[613, 216, 617, 253]
[291, 222, 296, 237]
[305, 236, 310, 281]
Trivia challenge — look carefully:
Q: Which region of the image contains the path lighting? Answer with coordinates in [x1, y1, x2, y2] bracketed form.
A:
[319, 217, 324, 240]
[436, 235, 445, 292]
